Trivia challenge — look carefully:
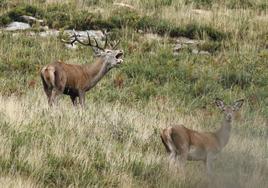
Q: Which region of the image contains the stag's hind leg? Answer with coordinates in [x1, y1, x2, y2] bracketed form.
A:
[49, 88, 64, 106]
[41, 74, 53, 106]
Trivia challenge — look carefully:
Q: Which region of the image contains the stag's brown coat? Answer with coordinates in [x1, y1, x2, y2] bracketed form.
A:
[40, 30, 123, 107]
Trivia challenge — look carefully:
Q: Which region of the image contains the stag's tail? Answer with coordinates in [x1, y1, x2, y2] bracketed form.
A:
[41, 66, 56, 89]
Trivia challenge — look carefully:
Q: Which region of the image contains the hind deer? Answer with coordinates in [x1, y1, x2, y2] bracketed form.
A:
[40, 30, 123, 107]
[160, 98, 244, 176]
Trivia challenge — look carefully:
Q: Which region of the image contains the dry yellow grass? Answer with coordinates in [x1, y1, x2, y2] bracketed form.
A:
[0, 90, 267, 187]
[0, 0, 267, 187]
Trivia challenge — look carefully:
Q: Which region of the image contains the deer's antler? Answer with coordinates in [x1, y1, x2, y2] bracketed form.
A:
[61, 30, 105, 51]
[62, 29, 121, 51]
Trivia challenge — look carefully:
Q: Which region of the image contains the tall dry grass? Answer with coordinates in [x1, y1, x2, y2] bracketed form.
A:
[0, 0, 267, 187]
[0, 90, 267, 187]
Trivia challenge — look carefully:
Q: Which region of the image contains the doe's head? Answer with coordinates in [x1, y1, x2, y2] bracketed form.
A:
[215, 98, 244, 121]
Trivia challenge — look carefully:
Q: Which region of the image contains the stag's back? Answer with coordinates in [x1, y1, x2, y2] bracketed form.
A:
[41, 60, 95, 91]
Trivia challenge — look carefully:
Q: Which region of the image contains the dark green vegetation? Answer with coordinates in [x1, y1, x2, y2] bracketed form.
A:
[0, 3, 229, 40]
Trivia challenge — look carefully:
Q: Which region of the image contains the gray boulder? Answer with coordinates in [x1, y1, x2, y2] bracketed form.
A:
[5, 22, 31, 31]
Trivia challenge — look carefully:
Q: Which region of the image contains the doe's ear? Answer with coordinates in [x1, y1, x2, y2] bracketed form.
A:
[233, 99, 244, 111]
[215, 98, 225, 111]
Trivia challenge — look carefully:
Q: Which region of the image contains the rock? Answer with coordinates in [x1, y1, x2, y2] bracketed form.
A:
[5, 22, 31, 31]
[113, 2, 135, 10]
[65, 30, 104, 40]
[174, 43, 182, 52]
[20, 15, 44, 25]
[191, 9, 212, 18]
[40, 26, 49, 31]
[176, 37, 199, 45]
[39, 29, 60, 37]
[199, 51, 210, 55]
[192, 49, 199, 54]
[64, 44, 78, 49]
[144, 33, 161, 41]
[173, 52, 179, 56]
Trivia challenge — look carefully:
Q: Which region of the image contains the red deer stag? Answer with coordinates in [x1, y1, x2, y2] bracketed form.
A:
[40, 31, 123, 107]
[160, 98, 244, 176]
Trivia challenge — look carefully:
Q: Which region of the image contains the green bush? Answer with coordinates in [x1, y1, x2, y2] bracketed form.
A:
[0, 15, 11, 26]
[109, 8, 140, 29]
[0, 4, 44, 25]
[200, 25, 229, 41]
[219, 66, 253, 89]
[140, 0, 173, 9]
[185, 0, 214, 8]
[8, 5, 44, 21]
[198, 41, 221, 53]
[169, 23, 227, 40]
[70, 11, 95, 30]
[227, 0, 254, 9]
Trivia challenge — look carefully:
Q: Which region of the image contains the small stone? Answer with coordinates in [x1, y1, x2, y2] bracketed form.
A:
[5, 22, 31, 31]
[113, 2, 135, 10]
[173, 52, 179, 56]
[192, 49, 199, 54]
[199, 51, 210, 55]
[65, 44, 77, 49]
[39, 30, 60, 37]
[174, 44, 182, 52]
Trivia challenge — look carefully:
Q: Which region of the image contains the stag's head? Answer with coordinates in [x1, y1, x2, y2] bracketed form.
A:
[215, 98, 244, 122]
[62, 30, 124, 69]
[96, 49, 124, 69]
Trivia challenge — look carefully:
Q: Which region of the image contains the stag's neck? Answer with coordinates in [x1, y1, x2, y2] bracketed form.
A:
[84, 59, 109, 91]
[214, 117, 232, 149]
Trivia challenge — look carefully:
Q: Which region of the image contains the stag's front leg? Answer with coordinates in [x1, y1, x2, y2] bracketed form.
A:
[44, 89, 52, 106]
[78, 91, 85, 108]
[70, 95, 78, 106]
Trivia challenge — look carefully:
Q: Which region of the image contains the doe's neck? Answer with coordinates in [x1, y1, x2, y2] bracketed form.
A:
[215, 116, 232, 149]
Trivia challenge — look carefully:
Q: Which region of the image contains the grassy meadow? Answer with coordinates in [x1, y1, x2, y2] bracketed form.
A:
[0, 0, 268, 187]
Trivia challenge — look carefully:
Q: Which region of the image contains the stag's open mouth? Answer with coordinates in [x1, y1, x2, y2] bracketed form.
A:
[116, 51, 124, 59]
[116, 51, 124, 64]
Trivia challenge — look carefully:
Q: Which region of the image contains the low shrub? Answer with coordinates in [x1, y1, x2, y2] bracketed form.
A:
[185, 0, 214, 8]
[140, 0, 173, 9]
[219, 66, 253, 89]
[198, 41, 221, 53]
[227, 0, 254, 9]
[70, 11, 95, 30]
[0, 15, 11, 26]
[169, 23, 228, 41]
[8, 4, 44, 21]
[109, 8, 140, 29]
[45, 4, 71, 29]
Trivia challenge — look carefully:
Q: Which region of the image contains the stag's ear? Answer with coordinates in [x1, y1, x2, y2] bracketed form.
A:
[215, 98, 225, 111]
[92, 47, 102, 57]
[233, 99, 244, 111]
